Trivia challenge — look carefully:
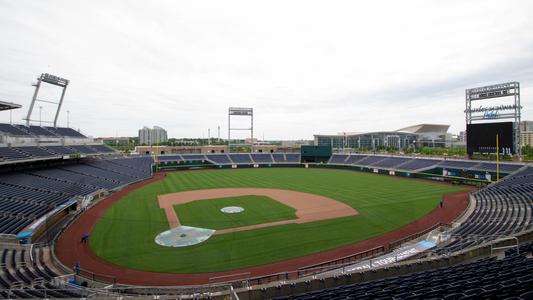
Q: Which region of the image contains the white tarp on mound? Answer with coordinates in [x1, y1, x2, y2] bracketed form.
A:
[155, 226, 215, 247]
[220, 206, 245, 213]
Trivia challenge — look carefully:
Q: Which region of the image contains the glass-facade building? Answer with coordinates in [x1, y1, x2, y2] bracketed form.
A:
[314, 124, 450, 150]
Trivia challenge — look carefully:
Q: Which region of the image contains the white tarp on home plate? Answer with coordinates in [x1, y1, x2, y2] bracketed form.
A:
[155, 226, 215, 247]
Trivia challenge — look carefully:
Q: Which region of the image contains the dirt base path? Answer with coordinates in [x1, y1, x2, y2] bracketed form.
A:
[55, 173, 470, 286]
[158, 188, 359, 234]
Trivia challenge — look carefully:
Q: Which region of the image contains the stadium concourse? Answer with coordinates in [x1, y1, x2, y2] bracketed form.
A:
[0, 124, 533, 298]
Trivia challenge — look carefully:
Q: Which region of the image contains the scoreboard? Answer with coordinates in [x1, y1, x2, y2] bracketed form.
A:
[466, 122, 514, 156]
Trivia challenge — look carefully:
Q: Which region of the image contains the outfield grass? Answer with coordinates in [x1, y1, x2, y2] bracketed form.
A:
[174, 195, 297, 230]
[90, 168, 465, 273]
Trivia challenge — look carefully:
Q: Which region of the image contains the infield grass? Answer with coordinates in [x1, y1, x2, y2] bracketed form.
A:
[90, 168, 465, 273]
[174, 195, 297, 230]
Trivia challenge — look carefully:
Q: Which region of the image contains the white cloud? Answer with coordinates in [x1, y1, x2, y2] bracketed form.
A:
[0, 0, 532, 139]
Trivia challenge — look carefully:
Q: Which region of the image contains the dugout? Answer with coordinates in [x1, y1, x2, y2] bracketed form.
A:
[301, 145, 332, 163]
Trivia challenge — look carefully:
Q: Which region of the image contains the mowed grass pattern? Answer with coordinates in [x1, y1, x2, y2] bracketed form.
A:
[90, 168, 465, 273]
[174, 195, 297, 230]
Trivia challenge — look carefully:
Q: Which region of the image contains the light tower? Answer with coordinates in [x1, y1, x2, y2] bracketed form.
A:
[228, 107, 253, 152]
[24, 73, 69, 127]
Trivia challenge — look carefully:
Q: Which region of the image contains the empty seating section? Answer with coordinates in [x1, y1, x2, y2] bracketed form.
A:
[0, 173, 97, 197]
[229, 154, 252, 163]
[0, 124, 30, 136]
[60, 164, 134, 185]
[326, 154, 524, 174]
[251, 153, 273, 163]
[3, 123, 89, 139]
[0, 148, 30, 161]
[0, 157, 153, 234]
[0, 180, 71, 234]
[87, 157, 152, 181]
[344, 154, 368, 164]
[13, 147, 54, 158]
[0, 246, 89, 298]
[369, 157, 414, 168]
[69, 145, 98, 154]
[206, 154, 231, 164]
[44, 126, 86, 138]
[437, 160, 479, 169]
[275, 255, 533, 300]
[329, 154, 349, 164]
[354, 155, 387, 166]
[472, 162, 523, 173]
[284, 153, 300, 162]
[0, 182, 70, 207]
[180, 154, 206, 161]
[18, 126, 56, 137]
[158, 154, 183, 162]
[0, 215, 32, 234]
[107, 157, 152, 175]
[41, 146, 77, 155]
[272, 153, 287, 163]
[0, 145, 116, 162]
[29, 168, 118, 190]
[438, 166, 533, 254]
[89, 144, 116, 153]
[399, 158, 441, 170]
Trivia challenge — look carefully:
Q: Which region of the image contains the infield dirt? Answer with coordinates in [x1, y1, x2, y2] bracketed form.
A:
[158, 188, 359, 234]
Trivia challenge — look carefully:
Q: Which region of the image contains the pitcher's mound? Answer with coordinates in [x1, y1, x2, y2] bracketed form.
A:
[155, 226, 215, 247]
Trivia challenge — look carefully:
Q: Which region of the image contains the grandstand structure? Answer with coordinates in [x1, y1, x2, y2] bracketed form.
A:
[0, 122, 118, 164]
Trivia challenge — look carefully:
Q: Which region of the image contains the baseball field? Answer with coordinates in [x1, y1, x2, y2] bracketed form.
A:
[89, 168, 465, 273]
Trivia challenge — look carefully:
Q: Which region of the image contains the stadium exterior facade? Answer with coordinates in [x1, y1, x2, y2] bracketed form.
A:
[314, 124, 450, 150]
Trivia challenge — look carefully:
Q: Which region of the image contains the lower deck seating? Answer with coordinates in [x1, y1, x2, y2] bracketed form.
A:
[206, 154, 232, 164]
[437, 166, 533, 254]
[0, 246, 89, 298]
[327, 153, 526, 173]
[0, 148, 31, 161]
[251, 153, 274, 163]
[0, 157, 153, 234]
[275, 254, 533, 300]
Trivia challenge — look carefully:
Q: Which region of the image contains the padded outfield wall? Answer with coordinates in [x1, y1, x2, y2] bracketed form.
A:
[154, 160, 502, 187]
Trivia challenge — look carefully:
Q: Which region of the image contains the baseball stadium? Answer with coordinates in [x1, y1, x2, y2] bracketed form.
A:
[1, 2, 533, 299]
[0, 75, 532, 300]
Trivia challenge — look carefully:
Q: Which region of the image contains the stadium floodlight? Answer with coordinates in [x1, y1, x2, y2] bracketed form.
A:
[228, 107, 253, 152]
[24, 73, 70, 127]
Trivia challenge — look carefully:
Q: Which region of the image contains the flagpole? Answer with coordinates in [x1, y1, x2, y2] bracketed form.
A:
[496, 134, 499, 182]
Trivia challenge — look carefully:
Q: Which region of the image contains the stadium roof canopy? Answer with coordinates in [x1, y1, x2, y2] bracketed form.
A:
[0, 100, 22, 111]
[317, 124, 450, 137]
[396, 124, 449, 134]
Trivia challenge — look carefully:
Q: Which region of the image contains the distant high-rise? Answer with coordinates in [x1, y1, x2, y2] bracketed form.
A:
[520, 121, 533, 148]
[138, 126, 168, 145]
[458, 131, 466, 142]
[520, 121, 533, 132]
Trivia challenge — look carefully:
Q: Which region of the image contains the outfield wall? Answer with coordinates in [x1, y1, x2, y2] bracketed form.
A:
[154, 161, 497, 187]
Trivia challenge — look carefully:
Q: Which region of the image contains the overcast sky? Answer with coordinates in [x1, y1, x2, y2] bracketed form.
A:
[1, 0, 532, 140]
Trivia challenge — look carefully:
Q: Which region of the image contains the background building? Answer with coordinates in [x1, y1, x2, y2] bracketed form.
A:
[458, 131, 466, 142]
[314, 124, 450, 151]
[138, 126, 168, 145]
[520, 121, 533, 147]
[519, 121, 533, 132]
